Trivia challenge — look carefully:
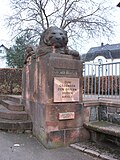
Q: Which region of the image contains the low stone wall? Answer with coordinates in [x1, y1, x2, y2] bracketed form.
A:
[99, 104, 120, 125]
[83, 100, 120, 145]
[83, 100, 120, 125]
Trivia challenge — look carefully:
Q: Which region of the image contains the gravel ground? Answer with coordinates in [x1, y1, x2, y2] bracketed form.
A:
[75, 140, 120, 160]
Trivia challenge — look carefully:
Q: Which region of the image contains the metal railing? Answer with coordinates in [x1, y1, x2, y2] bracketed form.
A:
[83, 62, 120, 99]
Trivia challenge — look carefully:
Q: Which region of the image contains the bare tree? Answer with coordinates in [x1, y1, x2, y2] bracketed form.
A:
[7, 0, 114, 49]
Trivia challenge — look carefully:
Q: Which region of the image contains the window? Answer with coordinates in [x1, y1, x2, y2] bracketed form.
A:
[98, 59, 103, 64]
[0, 50, 2, 53]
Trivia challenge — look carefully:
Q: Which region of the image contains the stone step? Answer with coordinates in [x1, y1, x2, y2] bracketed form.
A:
[0, 95, 33, 133]
[1, 100, 24, 111]
[7, 95, 22, 104]
[0, 118, 32, 132]
[0, 105, 29, 120]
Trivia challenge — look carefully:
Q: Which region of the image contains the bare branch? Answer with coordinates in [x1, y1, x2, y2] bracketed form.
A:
[6, 0, 115, 49]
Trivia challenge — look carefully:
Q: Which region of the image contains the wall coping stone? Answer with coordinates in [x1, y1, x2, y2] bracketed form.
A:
[84, 121, 120, 138]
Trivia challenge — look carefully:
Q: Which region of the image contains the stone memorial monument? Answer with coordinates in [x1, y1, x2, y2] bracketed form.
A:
[22, 26, 84, 148]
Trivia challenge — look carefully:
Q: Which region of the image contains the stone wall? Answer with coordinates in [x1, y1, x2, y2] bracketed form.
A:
[83, 100, 120, 145]
[83, 101, 120, 125]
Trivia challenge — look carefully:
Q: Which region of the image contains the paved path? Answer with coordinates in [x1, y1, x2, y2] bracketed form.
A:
[0, 131, 100, 160]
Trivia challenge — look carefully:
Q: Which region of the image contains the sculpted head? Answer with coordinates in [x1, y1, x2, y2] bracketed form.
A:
[40, 26, 68, 48]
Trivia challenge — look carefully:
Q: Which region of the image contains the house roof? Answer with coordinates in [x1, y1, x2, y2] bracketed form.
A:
[117, 2, 120, 7]
[0, 44, 8, 50]
[85, 43, 120, 61]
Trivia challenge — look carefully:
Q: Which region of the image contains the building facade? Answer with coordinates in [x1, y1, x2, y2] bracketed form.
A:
[84, 43, 120, 76]
[0, 44, 8, 68]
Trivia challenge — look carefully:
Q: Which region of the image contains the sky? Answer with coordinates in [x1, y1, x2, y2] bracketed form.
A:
[0, 0, 11, 44]
[0, 0, 120, 54]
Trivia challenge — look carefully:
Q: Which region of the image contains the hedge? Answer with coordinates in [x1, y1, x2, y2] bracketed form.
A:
[0, 68, 22, 95]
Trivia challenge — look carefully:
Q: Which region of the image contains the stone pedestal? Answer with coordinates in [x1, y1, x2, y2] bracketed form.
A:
[22, 53, 83, 148]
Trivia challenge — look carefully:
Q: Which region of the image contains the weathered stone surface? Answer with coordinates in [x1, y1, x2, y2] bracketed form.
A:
[98, 106, 107, 121]
[84, 149, 100, 157]
[79, 127, 90, 141]
[1, 100, 24, 111]
[65, 128, 80, 144]
[0, 118, 32, 132]
[45, 103, 83, 128]
[0, 96, 32, 133]
[46, 121, 59, 132]
[36, 26, 80, 59]
[24, 26, 80, 64]
[107, 107, 117, 113]
[112, 113, 120, 125]
[0, 104, 28, 120]
[47, 130, 64, 148]
[84, 121, 120, 137]
[117, 108, 120, 113]
[22, 27, 83, 148]
[83, 107, 91, 123]
[100, 154, 118, 160]
[83, 100, 120, 147]
[71, 140, 120, 160]
[89, 106, 98, 121]
[70, 144, 85, 151]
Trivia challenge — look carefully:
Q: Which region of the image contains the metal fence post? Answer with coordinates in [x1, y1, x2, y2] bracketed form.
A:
[98, 63, 101, 99]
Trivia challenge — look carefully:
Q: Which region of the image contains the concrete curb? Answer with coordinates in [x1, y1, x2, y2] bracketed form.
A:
[70, 144, 118, 160]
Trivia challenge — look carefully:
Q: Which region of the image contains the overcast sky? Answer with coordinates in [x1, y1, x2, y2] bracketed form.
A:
[0, 0, 120, 54]
[0, 0, 11, 43]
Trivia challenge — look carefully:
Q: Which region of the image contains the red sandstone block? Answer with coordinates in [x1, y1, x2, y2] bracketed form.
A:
[65, 128, 80, 144]
[83, 107, 90, 123]
[46, 121, 59, 132]
[46, 121, 58, 126]
[79, 127, 90, 141]
[59, 117, 83, 130]
[45, 103, 83, 122]
[47, 130, 64, 147]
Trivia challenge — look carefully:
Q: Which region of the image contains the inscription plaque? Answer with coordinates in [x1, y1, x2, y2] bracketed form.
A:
[54, 68, 78, 76]
[54, 77, 79, 102]
[59, 112, 75, 120]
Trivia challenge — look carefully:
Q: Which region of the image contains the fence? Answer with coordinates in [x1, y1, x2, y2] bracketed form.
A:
[1, 63, 120, 97]
[0, 68, 22, 95]
[83, 62, 120, 99]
